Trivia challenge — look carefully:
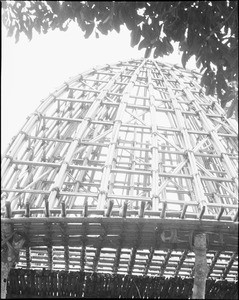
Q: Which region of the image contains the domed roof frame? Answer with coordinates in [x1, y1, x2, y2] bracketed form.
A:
[1, 58, 238, 298]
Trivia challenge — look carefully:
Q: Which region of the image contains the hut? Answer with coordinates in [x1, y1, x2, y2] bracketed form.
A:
[1, 58, 238, 299]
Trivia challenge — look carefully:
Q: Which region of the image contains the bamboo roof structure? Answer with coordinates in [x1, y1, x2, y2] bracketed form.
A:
[1, 58, 238, 283]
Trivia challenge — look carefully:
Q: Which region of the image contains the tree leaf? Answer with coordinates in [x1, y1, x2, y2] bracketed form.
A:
[138, 38, 149, 50]
[7, 25, 15, 38]
[84, 23, 94, 38]
[235, 100, 238, 121]
[103, 14, 111, 24]
[2, 1, 7, 9]
[42, 21, 49, 34]
[142, 23, 152, 41]
[26, 27, 33, 41]
[98, 22, 109, 35]
[153, 44, 164, 58]
[145, 46, 152, 58]
[163, 37, 174, 54]
[125, 16, 136, 31]
[196, 56, 201, 69]
[112, 15, 121, 33]
[130, 26, 141, 48]
[47, 1, 61, 14]
[118, 6, 125, 23]
[216, 70, 228, 91]
[179, 40, 188, 52]
[119, 6, 136, 30]
[34, 18, 42, 34]
[181, 51, 189, 68]
[15, 29, 20, 43]
[226, 98, 237, 118]
[205, 86, 210, 96]
[154, 40, 165, 58]
[51, 17, 59, 31]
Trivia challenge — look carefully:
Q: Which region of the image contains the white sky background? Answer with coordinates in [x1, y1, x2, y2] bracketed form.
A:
[1, 21, 197, 153]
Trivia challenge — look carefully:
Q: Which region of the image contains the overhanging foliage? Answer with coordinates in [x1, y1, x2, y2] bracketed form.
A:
[2, 1, 238, 119]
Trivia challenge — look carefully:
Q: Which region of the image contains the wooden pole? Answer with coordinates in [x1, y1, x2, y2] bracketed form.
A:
[192, 233, 208, 299]
[1, 261, 9, 299]
[1, 208, 25, 300]
[1, 236, 25, 299]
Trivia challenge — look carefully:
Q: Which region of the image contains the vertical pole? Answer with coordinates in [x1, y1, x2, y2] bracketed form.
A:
[1, 202, 13, 299]
[192, 233, 208, 299]
[1, 262, 10, 299]
[1, 232, 25, 299]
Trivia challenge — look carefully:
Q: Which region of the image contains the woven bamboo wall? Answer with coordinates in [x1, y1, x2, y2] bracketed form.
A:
[1, 59, 238, 281]
[6, 269, 238, 299]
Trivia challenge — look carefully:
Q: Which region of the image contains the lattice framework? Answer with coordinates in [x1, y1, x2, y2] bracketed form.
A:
[1, 58, 238, 281]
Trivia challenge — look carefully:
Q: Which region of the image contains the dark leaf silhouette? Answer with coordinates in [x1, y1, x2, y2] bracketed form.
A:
[181, 51, 190, 69]
[84, 23, 95, 39]
[145, 46, 152, 59]
[138, 38, 149, 51]
[130, 26, 141, 48]
[2, 1, 238, 120]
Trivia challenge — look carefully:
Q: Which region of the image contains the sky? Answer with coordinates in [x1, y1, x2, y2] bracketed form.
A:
[1, 21, 197, 153]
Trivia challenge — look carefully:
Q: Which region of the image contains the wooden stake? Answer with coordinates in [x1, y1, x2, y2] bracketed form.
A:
[1, 262, 9, 299]
[1, 230, 25, 299]
[192, 233, 208, 299]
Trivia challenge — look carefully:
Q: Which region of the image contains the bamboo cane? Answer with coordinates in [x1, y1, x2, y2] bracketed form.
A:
[1, 58, 237, 281]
